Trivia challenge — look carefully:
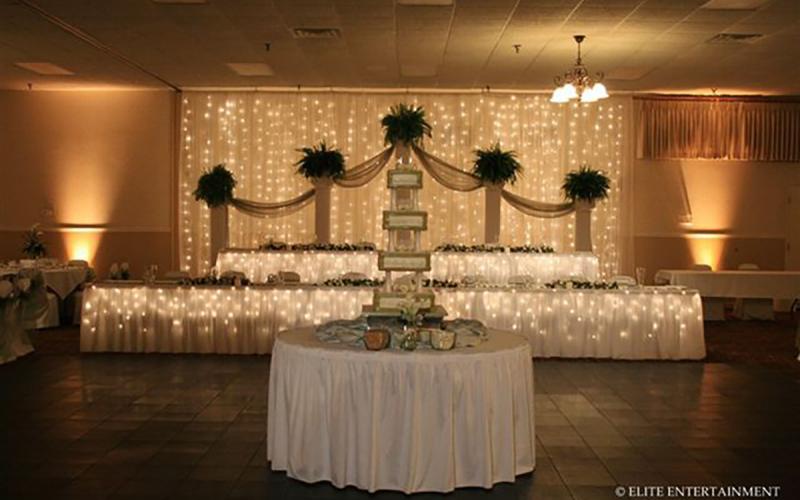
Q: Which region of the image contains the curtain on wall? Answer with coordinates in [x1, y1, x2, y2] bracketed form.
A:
[636, 97, 800, 161]
[179, 92, 634, 277]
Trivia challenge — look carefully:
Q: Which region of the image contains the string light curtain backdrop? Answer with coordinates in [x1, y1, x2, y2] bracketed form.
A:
[179, 92, 634, 276]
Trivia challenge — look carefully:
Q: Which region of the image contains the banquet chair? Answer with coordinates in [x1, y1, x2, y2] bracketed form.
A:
[690, 264, 725, 320]
[611, 275, 637, 287]
[25, 292, 60, 330]
[733, 263, 774, 320]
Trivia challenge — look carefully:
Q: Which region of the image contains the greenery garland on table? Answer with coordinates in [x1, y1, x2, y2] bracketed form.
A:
[22, 223, 47, 259]
[381, 104, 432, 146]
[471, 144, 523, 185]
[422, 278, 460, 288]
[295, 142, 346, 180]
[178, 275, 252, 287]
[319, 277, 384, 287]
[544, 279, 619, 290]
[193, 164, 236, 207]
[257, 241, 377, 251]
[562, 165, 610, 202]
[435, 243, 555, 253]
[508, 245, 555, 253]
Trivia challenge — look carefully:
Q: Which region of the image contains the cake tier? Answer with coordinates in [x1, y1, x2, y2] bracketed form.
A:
[383, 210, 428, 231]
[378, 251, 431, 271]
[387, 169, 423, 189]
[370, 290, 436, 312]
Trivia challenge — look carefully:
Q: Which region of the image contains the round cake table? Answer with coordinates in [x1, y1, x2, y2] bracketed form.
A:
[267, 327, 536, 493]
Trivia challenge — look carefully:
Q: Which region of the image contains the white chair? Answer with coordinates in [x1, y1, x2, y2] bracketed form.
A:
[733, 263, 774, 320]
[25, 292, 60, 329]
[611, 275, 637, 287]
[690, 264, 724, 320]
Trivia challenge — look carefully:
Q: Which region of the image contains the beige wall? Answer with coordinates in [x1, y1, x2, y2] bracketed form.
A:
[0, 90, 176, 277]
[634, 158, 800, 281]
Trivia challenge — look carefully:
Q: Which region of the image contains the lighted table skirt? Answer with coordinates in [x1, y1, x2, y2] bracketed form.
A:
[267, 328, 535, 493]
[216, 249, 600, 284]
[80, 284, 705, 359]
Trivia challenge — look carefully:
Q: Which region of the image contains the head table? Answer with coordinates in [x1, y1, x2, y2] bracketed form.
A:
[80, 282, 705, 360]
[267, 327, 535, 493]
[216, 248, 600, 285]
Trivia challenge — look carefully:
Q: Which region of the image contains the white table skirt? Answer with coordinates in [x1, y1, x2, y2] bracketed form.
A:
[267, 328, 535, 493]
[80, 284, 705, 359]
[216, 249, 600, 285]
[654, 270, 800, 299]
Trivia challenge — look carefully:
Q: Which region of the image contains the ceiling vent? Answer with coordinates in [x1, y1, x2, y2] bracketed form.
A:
[292, 28, 341, 39]
[707, 33, 763, 44]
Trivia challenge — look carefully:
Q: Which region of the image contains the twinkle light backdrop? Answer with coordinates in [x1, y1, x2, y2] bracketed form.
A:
[179, 91, 634, 276]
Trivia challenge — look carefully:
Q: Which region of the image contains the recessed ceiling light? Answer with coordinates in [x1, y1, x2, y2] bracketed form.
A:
[398, 0, 453, 5]
[700, 0, 770, 10]
[15, 62, 74, 75]
[292, 28, 341, 39]
[227, 63, 274, 76]
[707, 33, 763, 44]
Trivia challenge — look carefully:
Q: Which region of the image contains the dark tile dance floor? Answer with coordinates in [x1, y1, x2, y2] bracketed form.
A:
[2, 319, 799, 499]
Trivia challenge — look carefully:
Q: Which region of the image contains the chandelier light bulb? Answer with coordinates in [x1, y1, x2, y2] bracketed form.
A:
[550, 86, 569, 103]
[580, 87, 598, 103]
[562, 83, 578, 100]
[592, 82, 609, 99]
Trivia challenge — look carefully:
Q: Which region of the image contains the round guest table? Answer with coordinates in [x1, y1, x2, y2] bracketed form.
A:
[267, 327, 536, 493]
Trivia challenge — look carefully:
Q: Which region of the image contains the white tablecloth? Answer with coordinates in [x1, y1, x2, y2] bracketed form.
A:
[216, 249, 600, 285]
[80, 283, 705, 359]
[0, 265, 86, 299]
[654, 270, 800, 299]
[267, 328, 535, 493]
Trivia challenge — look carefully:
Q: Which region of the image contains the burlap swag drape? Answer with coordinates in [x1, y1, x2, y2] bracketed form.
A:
[228, 147, 395, 217]
[229, 143, 575, 220]
[637, 98, 800, 161]
[410, 145, 575, 217]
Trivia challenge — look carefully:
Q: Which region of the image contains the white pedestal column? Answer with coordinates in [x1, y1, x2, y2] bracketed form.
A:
[574, 199, 594, 252]
[209, 205, 229, 267]
[313, 177, 333, 244]
[484, 183, 502, 245]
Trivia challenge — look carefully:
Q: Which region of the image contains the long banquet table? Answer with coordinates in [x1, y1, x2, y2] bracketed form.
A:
[216, 248, 600, 285]
[268, 327, 535, 493]
[80, 282, 705, 360]
[654, 269, 800, 299]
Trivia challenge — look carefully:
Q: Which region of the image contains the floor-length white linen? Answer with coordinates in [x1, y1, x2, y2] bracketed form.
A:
[267, 328, 535, 493]
[217, 249, 599, 284]
[80, 283, 705, 359]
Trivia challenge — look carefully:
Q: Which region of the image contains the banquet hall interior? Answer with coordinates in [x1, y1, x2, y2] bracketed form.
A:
[1, 0, 800, 499]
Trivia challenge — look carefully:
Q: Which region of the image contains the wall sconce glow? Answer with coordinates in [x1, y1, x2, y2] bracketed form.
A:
[61, 229, 102, 265]
[686, 233, 727, 270]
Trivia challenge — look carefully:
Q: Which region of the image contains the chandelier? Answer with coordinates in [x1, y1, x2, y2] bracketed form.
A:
[550, 35, 608, 104]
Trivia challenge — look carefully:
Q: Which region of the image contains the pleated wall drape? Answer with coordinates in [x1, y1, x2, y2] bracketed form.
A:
[179, 92, 634, 277]
[636, 97, 800, 161]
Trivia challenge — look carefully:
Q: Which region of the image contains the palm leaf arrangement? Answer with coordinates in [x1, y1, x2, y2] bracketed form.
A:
[471, 143, 523, 185]
[193, 164, 236, 207]
[381, 104, 432, 146]
[295, 142, 346, 179]
[22, 223, 47, 258]
[562, 165, 611, 202]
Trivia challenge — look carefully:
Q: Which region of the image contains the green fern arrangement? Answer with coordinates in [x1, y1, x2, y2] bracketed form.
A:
[193, 164, 236, 207]
[471, 144, 523, 185]
[22, 223, 47, 258]
[295, 142, 346, 179]
[562, 165, 611, 202]
[381, 104, 432, 146]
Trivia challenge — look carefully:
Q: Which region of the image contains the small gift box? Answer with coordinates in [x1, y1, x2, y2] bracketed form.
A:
[364, 328, 390, 351]
[430, 329, 456, 351]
